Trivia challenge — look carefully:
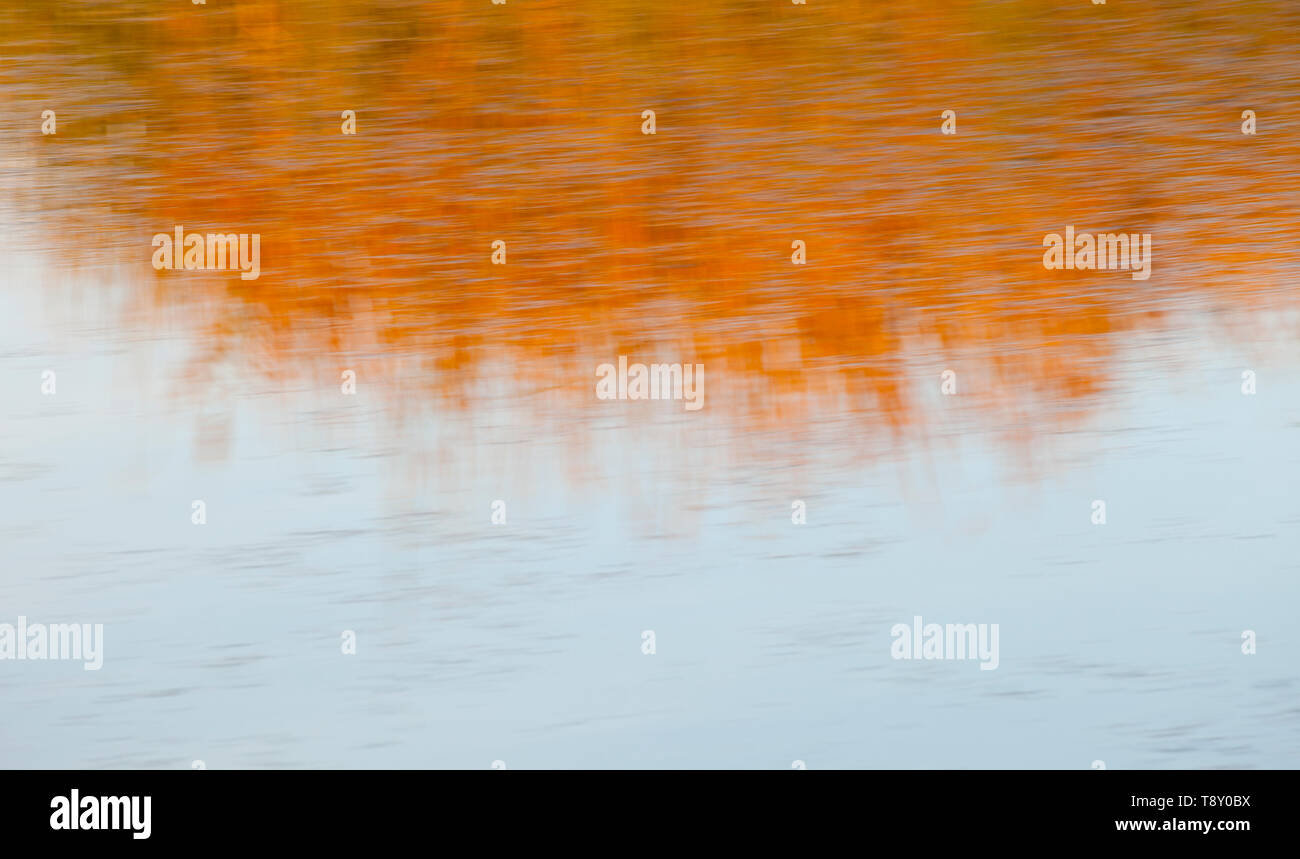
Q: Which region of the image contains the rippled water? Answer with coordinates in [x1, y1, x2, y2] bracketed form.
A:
[1, 0, 1298, 768]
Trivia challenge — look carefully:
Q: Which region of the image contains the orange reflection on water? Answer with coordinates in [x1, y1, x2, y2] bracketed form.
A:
[2, 0, 1297, 445]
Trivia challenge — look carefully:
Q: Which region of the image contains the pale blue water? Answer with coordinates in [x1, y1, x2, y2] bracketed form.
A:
[2, 239, 1296, 768]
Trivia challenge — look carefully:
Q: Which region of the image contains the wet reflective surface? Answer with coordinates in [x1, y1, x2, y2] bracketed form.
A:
[1, 0, 1298, 767]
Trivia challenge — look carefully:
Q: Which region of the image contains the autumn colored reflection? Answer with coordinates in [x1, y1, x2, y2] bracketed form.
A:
[2, 0, 1298, 442]
[6, 0, 1300, 773]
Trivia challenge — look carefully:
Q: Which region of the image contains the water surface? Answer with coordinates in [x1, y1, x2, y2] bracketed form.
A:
[0, 0, 1297, 768]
